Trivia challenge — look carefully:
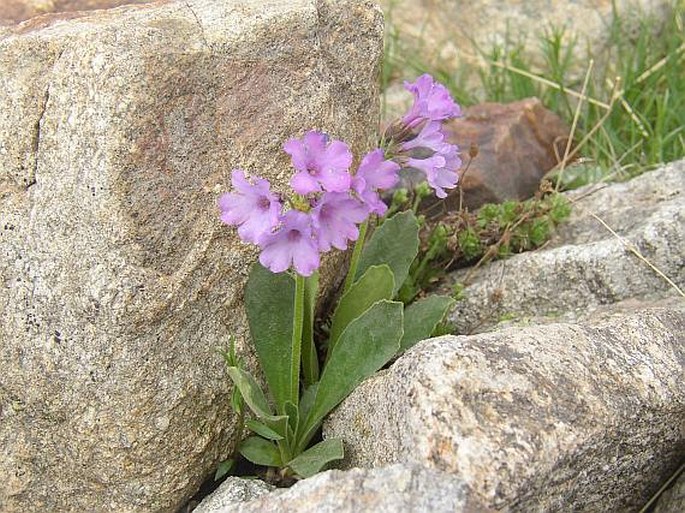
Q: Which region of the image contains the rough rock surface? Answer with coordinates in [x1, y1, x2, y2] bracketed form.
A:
[381, 0, 672, 76]
[0, 1, 383, 512]
[444, 161, 684, 334]
[324, 306, 685, 512]
[653, 469, 685, 513]
[192, 477, 275, 513]
[195, 464, 490, 513]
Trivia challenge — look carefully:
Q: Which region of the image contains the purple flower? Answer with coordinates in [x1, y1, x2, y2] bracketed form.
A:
[259, 210, 320, 276]
[218, 170, 282, 244]
[402, 74, 461, 128]
[400, 121, 445, 153]
[311, 192, 369, 252]
[407, 143, 462, 199]
[352, 149, 401, 215]
[284, 131, 353, 195]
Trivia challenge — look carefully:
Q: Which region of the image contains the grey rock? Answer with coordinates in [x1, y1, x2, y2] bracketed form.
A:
[653, 468, 685, 513]
[0, 1, 383, 512]
[192, 477, 275, 513]
[444, 161, 685, 335]
[324, 306, 685, 512]
[196, 464, 490, 513]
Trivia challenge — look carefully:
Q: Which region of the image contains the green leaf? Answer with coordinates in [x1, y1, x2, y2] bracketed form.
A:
[225, 367, 277, 421]
[239, 436, 282, 467]
[300, 300, 403, 448]
[298, 383, 318, 432]
[284, 401, 299, 447]
[302, 273, 320, 386]
[245, 263, 295, 414]
[214, 459, 235, 481]
[327, 265, 394, 357]
[287, 438, 344, 478]
[263, 415, 289, 440]
[400, 295, 455, 352]
[246, 420, 284, 441]
[356, 211, 419, 295]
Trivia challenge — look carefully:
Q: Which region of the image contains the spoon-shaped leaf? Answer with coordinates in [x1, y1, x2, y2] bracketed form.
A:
[239, 436, 282, 467]
[400, 295, 455, 351]
[327, 264, 394, 357]
[287, 438, 344, 478]
[245, 263, 294, 414]
[299, 300, 403, 449]
[356, 211, 419, 295]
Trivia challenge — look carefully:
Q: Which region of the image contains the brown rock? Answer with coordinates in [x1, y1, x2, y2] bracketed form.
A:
[444, 98, 570, 210]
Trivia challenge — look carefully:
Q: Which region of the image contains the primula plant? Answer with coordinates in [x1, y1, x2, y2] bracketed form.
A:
[217, 75, 460, 481]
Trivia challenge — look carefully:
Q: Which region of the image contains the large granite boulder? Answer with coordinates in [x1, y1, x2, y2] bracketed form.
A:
[445, 161, 685, 335]
[324, 305, 685, 511]
[0, 1, 383, 512]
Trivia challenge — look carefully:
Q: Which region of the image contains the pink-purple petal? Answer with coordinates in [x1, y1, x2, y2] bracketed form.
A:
[291, 170, 322, 195]
[218, 170, 282, 244]
[258, 210, 320, 276]
[311, 192, 368, 252]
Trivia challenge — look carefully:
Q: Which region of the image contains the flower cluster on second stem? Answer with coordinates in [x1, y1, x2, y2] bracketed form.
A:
[218, 74, 463, 277]
[384, 73, 463, 199]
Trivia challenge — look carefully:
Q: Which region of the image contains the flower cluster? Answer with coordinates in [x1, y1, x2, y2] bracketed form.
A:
[219, 132, 400, 276]
[219, 74, 462, 276]
[384, 74, 463, 198]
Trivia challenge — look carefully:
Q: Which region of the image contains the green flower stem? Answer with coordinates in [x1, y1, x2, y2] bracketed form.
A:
[301, 272, 320, 387]
[343, 220, 368, 295]
[290, 274, 306, 408]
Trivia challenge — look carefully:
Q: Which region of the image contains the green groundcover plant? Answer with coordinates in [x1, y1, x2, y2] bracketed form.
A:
[216, 75, 467, 481]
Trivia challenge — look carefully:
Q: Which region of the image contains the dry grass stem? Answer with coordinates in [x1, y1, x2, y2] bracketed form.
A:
[545, 79, 622, 178]
[555, 59, 594, 192]
[587, 210, 685, 297]
[459, 51, 613, 110]
[606, 77, 650, 138]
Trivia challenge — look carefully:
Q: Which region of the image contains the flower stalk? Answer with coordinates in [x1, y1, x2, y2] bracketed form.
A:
[342, 220, 368, 295]
[290, 274, 306, 408]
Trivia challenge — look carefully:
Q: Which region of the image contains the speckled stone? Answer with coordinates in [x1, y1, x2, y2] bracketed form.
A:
[192, 477, 275, 513]
[444, 161, 685, 335]
[324, 306, 685, 512]
[196, 464, 491, 513]
[0, 1, 383, 512]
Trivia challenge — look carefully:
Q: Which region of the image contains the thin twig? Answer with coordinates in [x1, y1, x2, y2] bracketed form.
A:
[587, 211, 685, 297]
